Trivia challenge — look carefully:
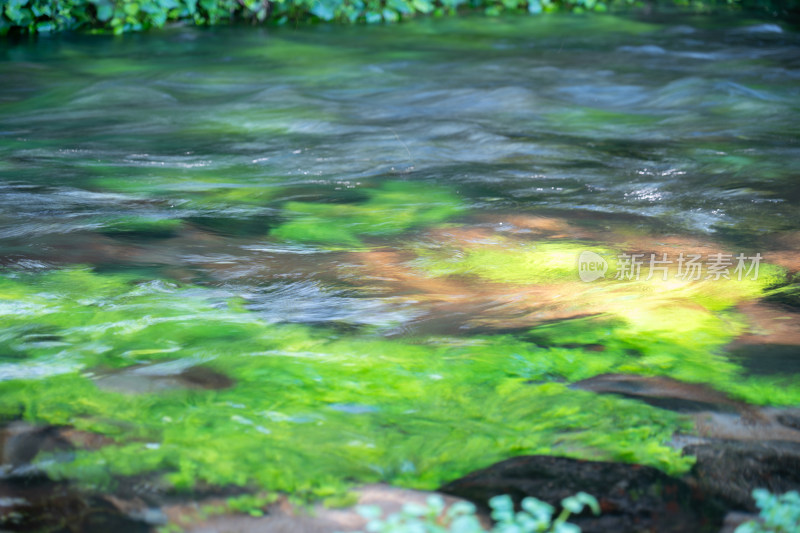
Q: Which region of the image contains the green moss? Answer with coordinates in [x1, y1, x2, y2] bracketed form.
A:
[415, 240, 617, 284]
[323, 491, 360, 508]
[219, 493, 280, 515]
[1, 265, 797, 501]
[0, 268, 695, 496]
[271, 181, 464, 246]
[414, 240, 797, 405]
[91, 172, 283, 210]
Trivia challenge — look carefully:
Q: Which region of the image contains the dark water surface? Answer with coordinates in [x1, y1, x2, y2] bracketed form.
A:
[1, 12, 799, 525]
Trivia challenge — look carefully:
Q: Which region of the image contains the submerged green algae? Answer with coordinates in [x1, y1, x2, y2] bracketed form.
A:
[91, 170, 284, 210]
[270, 181, 465, 246]
[411, 238, 798, 405]
[1, 265, 797, 499]
[0, 16, 798, 517]
[414, 239, 618, 284]
[85, 178, 464, 246]
[0, 268, 691, 496]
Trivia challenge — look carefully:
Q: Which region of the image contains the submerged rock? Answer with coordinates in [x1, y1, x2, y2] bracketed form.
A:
[571, 374, 757, 416]
[685, 440, 800, 512]
[0, 475, 151, 533]
[0, 422, 71, 469]
[439, 455, 727, 533]
[691, 410, 800, 443]
[1, 421, 105, 471]
[92, 364, 234, 395]
[571, 374, 800, 444]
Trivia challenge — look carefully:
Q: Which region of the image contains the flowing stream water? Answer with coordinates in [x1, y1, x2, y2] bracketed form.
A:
[0, 12, 799, 531]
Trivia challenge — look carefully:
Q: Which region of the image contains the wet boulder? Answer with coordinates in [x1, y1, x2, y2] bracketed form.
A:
[685, 440, 800, 512]
[439, 455, 727, 533]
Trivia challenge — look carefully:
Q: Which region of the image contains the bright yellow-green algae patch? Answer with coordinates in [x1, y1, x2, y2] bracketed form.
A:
[87, 177, 462, 246]
[414, 239, 619, 284]
[0, 268, 698, 498]
[270, 181, 465, 246]
[1, 263, 797, 500]
[413, 239, 799, 405]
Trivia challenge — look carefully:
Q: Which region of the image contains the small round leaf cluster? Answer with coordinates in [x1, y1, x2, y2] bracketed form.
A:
[355, 492, 600, 533]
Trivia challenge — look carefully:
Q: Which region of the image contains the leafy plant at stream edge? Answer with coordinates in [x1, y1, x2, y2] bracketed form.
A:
[355, 492, 599, 533]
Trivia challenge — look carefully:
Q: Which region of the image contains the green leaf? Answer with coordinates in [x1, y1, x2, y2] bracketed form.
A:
[356, 505, 382, 520]
[561, 496, 584, 514]
[521, 497, 555, 522]
[489, 494, 514, 522]
[553, 523, 581, 533]
[96, 3, 114, 21]
[382, 8, 398, 21]
[310, 0, 335, 20]
[412, 0, 433, 12]
[32, 4, 52, 16]
[387, 0, 412, 14]
[575, 492, 600, 515]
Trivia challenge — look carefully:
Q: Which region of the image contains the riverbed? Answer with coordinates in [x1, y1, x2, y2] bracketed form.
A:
[1, 11, 799, 531]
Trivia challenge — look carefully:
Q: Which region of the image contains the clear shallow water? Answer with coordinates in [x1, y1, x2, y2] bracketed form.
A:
[2, 16, 800, 244]
[1, 13, 799, 508]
